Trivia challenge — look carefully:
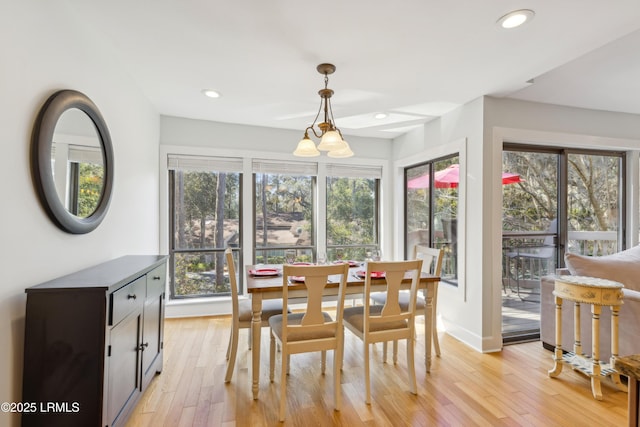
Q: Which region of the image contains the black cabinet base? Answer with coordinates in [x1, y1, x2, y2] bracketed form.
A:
[22, 255, 167, 427]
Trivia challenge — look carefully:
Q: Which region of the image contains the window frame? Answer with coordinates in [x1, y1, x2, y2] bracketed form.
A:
[252, 171, 317, 264]
[162, 147, 387, 302]
[404, 153, 460, 286]
[325, 173, 381, 261]
[168, 156, 244, 300]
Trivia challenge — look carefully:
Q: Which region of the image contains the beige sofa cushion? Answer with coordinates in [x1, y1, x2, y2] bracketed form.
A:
[565, 245, 640, 292]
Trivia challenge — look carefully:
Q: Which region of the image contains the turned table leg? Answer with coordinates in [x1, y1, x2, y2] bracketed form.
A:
[251, 294, 263, 400]
[548, 295, 564, 377]
[609, 305, 628, 392]
[424, 283, 433, 373]
[573, 302, 582, 356]
[590, 304, 603, 400]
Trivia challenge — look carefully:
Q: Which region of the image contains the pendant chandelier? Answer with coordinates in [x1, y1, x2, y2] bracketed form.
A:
[293, 63, 354, 158]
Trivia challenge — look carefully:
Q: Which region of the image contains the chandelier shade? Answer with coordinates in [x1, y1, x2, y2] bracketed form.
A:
[327, 141, 354, 158]
[293, 135, 320, 157]
[293, 63, 353, 158]
[317, 130, 346, 151]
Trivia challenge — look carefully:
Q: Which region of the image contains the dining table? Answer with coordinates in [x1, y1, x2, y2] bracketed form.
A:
[245, 262, 440, 400]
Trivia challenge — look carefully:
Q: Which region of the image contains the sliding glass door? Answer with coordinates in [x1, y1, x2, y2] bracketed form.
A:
[501, 145, 625, 342]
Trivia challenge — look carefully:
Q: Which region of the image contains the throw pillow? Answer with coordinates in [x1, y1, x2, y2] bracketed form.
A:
[564, 245, 640, 292]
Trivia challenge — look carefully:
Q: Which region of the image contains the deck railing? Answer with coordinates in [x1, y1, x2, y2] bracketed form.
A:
[567, 230, 618, 256]
[502, 230, 618, 296]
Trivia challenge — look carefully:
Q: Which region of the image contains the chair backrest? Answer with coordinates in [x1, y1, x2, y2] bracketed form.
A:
[413, 245, 443, 277]
[363, 260, 423, 332]
[281, 263, 349, 343]
[225, 248, 240, 323]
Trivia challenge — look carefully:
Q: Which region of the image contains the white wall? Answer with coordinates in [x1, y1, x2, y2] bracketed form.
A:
[393, 99, 489, 351]
[393, 95, 640, 354]
[0, 3, 160, 425]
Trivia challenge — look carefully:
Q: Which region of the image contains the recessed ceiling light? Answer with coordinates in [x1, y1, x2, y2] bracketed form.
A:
[202, 89, 221, 98]
[374, 112, 388, 120]
[497, 9, 534, 29]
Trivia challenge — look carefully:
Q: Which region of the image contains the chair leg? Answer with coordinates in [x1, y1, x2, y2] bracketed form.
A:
[269, 332, 276, 382]
[248, 327, 252, 350]
[433, 319, 441, 357]
[334, 339, 342, 411]
[279, 346, 288, 422]
[407, 336, 417, 395]
[339, 333, 345, 372]
[224, 327, 239, 383]
[364, 341, 371, 405]
[382, 341, 388, 363]
[321, 350, 327, 374]
[225, 330, 232, 361]
[393, 340, 398, 364]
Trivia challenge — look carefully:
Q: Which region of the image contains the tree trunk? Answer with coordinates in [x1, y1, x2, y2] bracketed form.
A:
[215, 173, 227, 291]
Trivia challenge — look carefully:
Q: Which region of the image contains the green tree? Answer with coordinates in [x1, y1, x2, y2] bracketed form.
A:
[326, 177, 375, 246]
[184, 172, 217, 248]
[77, 162, 103, 217]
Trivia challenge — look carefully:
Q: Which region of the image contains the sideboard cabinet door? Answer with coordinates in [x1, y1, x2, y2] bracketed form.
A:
[141, 263, 166, 390]
[107, 309, 142, 426]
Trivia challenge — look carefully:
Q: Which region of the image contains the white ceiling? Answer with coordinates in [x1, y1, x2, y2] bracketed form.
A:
[67, 0, 640, 140]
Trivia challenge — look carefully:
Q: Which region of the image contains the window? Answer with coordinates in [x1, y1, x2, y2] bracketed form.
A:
[502, 145, 625, 261]
[326, 164, 381, 261]
[166, 154, 384, 299]
[405, 154, 459, 285]
[253, 160, 316, 264]
[52, 145, 104, 217]
[168, 155, 242, 299]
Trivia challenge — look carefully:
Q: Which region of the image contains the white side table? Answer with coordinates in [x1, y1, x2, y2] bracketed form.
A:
[548, 275, 628, 400]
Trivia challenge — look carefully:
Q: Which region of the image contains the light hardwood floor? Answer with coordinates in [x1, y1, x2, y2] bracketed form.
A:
[126, 315, 628, 426]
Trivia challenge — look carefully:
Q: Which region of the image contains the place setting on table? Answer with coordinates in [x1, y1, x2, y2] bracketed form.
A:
[246, 249, 388, 284]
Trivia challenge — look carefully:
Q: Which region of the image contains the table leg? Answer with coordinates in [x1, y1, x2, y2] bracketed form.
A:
[424, 283, 433, 373]
[591, 304, 603, 401]
[251, 294, 263, 400]
[609, 305, 627, 392]
[548, 295, 563, 377]
[573, 302, 582, 356]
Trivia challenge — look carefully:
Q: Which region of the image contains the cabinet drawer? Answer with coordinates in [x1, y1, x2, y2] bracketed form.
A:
[110, 276, 145, 326]
[146, 264, 166, 300]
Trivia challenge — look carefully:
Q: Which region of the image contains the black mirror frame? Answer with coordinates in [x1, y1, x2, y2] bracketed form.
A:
[31, 90, 114, 234]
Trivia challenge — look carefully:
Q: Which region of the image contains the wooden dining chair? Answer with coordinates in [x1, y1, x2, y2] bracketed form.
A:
[268, 263, 349, 421]
[224, 248, 288, 383]
[370, 245, 443, 362]
[343, 259, 423, 404]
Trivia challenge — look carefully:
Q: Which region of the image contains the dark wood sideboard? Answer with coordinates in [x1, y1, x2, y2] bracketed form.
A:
[615, 354, 640, 427]
[22, 255, 168, 427]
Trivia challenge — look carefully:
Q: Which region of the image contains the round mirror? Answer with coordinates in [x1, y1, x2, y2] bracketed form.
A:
[31, 90, 114, 234]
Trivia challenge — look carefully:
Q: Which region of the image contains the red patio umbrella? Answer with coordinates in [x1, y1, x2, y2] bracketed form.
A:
[407, 164, 522, 189]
